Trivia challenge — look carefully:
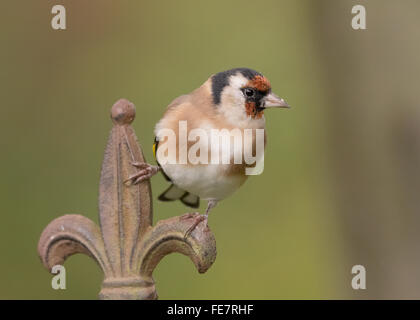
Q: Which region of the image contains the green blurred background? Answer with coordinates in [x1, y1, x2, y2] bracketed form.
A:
[1, 0, 420, 299]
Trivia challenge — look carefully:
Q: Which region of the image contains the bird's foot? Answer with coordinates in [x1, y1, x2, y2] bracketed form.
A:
[125, 162, 160, 185]
[181, 212, 208, 239]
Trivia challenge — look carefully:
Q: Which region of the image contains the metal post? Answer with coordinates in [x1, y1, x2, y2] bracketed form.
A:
[38, 99, 217, 299]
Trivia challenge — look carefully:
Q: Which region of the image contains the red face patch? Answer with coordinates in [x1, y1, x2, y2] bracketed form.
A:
[245, 101, 264, 119]
[246, 75, 271, 92]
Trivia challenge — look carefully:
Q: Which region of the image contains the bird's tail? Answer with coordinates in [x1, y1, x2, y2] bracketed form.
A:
[158, 184, 200, 209]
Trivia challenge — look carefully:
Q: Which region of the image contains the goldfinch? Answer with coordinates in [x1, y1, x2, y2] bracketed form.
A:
[127, 68, 289, 233]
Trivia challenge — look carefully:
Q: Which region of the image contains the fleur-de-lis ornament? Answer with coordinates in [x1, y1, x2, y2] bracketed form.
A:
[38, 99, 217, 300]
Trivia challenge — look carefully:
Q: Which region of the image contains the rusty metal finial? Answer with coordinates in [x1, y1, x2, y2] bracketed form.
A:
[38, 99, 217, 299]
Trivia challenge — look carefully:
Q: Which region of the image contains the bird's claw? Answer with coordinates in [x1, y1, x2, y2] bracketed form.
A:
[125, 163, 159, 185]
[182, 213, 208, 239]
[131, 162, 149, 168]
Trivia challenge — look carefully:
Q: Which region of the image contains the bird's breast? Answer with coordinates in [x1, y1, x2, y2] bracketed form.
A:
[160, 162, 247, 201]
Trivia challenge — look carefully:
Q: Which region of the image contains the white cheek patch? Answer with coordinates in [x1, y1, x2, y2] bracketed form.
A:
[221, 86, 244, 108]
[218, 74, 250, 125]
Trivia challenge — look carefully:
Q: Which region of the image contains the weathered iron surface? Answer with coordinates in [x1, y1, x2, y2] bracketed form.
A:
[38, 99, 217, 299]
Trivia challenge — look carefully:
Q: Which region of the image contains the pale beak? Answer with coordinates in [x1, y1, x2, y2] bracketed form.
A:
[264, 93, 290, 108]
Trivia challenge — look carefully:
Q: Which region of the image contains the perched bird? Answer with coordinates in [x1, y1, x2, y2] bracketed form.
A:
[126, 68, 289, 234]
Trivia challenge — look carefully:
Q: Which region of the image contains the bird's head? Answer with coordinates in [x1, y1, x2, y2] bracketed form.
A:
[210, 68, 289, 122]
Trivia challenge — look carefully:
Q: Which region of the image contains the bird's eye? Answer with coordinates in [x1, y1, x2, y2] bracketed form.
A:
[243, 88, 255, 97]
